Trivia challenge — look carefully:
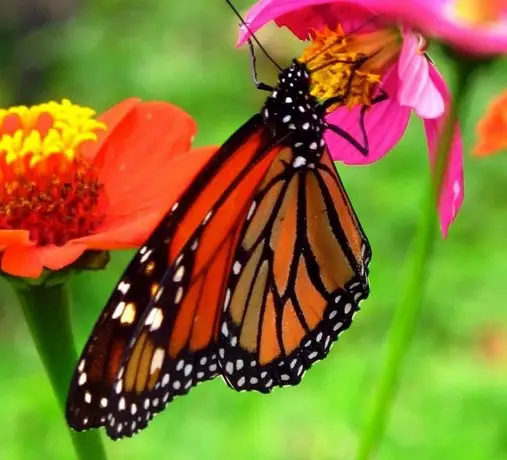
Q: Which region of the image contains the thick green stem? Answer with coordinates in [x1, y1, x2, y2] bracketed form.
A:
[13, 282, 108, 460]
[356, 56, 479, 460]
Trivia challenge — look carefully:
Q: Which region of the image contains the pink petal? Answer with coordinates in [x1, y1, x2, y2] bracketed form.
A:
[238, 0, 379, 45]
[329, 0, 507, 55]
[423, 65, 464, 237]
[326, 66, 411, 164]
[397, 30, 445, 119]
[240, 0, 507, 54]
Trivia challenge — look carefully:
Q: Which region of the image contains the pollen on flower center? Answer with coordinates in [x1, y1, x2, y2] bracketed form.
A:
[0, 99, 108, 246]
[298, 25, 401, 109]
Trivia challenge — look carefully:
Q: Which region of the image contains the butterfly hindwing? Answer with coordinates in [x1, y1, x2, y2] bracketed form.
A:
[217, 147, 370, 391]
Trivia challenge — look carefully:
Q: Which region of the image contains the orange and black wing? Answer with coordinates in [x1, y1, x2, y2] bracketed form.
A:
[66, 115, 282, 439]
[217, 147, 370, 391]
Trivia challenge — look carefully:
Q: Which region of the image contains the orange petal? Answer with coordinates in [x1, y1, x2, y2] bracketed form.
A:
[474, 90, 507, 156]
[2, 246, 44, 278]
[79, 98, 141, 162]
[94, 101, 197, 201]
[99, 106, 211, 215]
[1, 243, 87, 278]
[72, 210, 166, 250]
[76, 145, 218, 249]
[0, 230, 32, 250]
[38, 244, 88, 271]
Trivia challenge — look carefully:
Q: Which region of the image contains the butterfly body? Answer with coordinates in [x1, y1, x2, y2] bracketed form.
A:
[66, 59, 371, 439]
[261, 60, 326, 159]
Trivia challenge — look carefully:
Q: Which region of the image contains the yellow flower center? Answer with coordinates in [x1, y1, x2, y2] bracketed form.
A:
[298, 25, 402, 109]
[454, 0, 504, 24]
[0, 99, 108, 246]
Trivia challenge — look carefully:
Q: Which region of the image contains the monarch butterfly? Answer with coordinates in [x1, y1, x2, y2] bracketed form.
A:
[66, 8, 377, 440]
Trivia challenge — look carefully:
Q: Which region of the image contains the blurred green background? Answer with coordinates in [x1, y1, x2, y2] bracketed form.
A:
[1, 0, 507, 459]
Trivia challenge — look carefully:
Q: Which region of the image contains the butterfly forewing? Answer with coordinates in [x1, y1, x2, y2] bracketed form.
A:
[66, 227, 173, 431]
[66, 116, 284, 439]
[100, 141, 282, 439]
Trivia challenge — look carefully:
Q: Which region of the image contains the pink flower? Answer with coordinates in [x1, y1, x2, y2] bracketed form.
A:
[239, 0, 464, 237]
[241, 0, 507, 55]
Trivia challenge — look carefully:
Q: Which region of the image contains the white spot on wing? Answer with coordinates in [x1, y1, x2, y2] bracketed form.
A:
[78, 373, 87, 386]
[149, 308, 164, 331]
[224, 289, 231, 310]
[175, 287, 184, 304]
[112, 301, 126, 319]
[118, 281, 130, 295]
[154, 286, 164, 302]
[333, 321, 344, 332]
[120, 302, 136, 324]
[140, 249, 153, 264]
[150, 348, 165, 374]
[247, 201, 256, 220]
[173, 266, 185, 282]
[203, 210, 213, 225]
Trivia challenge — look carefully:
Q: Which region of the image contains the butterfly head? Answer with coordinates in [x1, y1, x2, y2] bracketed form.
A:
[262, 60, 326, 158]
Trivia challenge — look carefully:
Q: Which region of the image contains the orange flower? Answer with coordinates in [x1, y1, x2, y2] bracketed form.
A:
[474, 90, 507, 156]
[0, 98, 216, 278]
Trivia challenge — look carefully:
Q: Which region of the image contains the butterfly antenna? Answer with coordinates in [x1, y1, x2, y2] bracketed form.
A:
[247, 38, 274, 91]
[224, 0, 283, 72]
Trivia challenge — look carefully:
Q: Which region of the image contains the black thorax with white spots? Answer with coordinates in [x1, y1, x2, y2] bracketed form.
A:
[262, 60, 326, 164]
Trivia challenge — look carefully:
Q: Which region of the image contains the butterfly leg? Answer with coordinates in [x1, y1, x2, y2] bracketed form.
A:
[325, 90, 389, 157]
[248, 39, 274, 92]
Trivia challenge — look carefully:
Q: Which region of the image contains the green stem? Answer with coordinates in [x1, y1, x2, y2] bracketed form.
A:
[356, 56, 479, 460]
[12, 282, 108, 460]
